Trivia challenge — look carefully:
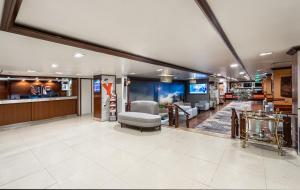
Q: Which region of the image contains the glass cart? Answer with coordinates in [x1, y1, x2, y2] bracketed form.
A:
[241, 111, 284, 155]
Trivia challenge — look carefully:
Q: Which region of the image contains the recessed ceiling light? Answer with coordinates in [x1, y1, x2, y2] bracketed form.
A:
[239, 72, 245, 75]
[257, 69, 261, 72]
[217, 73, 221, 76]
[259, 52, 272, 56]
[160, 74, 174, 77]
[27, 70, 36, 73]
[129, 72, 136, 75]
[157, 69, 163, 72]
[76, 73, 82, 76]
[55, 72, 63, 75]
[51, 64, 58, 68]
[74, 52, 84, 58]
[230, 64, 238, 68]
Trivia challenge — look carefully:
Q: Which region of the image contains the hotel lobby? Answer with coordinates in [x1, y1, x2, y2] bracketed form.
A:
[0, 0, 300, 189]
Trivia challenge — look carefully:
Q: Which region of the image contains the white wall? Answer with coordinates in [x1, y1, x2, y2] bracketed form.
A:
[81, 79, 92, 115]
[116, 76, 127, 113]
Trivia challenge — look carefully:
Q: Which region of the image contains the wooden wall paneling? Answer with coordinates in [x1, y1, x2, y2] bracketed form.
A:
[93, 77, 101, 119]
[9, 80, 61, 96]
[71, 79, 79, 115]
[72, 79, 78, 96]
[273, 68, 292, 106]
[0, 81, 8, 99]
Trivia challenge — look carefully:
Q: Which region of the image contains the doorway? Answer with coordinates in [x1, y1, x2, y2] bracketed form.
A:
[80, 79, 92, 115]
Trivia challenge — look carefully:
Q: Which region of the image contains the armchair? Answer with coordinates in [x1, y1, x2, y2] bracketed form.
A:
[195, 100, 210, 111]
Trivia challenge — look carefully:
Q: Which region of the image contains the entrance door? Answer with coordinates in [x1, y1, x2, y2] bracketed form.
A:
[80, 79, 92, 115]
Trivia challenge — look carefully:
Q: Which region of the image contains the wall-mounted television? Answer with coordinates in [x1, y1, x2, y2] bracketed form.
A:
[189, 83, 207, 94]
[255, 83, 262, 87]
[243, 82, 252, 88]
[94, 80, 101, 93]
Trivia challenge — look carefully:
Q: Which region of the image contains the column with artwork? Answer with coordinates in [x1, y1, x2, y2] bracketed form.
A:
[101, 75, 116, 121]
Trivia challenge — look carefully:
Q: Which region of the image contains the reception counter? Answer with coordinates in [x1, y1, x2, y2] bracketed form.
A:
[0, 96, 78, 126]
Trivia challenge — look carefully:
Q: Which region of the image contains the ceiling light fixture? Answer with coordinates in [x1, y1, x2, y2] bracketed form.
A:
[27, 70, 36, 73]
[55, 72, 63, 75]
[74, 52, 84, 58]
[217, 73, 221, 76]
[239, 72, 245, 75]
[159, 74, 174, 77]
[129, 72, 136, 75]
[259, 52, 272, 56]
[51, 64, 58, 68]
[230, 64, 238, 68]
[157, 69, 163, 72]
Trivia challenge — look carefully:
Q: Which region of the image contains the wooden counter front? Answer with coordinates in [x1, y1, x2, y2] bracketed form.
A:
[0, 103, 32, 126]
[32, 99, 77, 121]
[0, 98, 77, 126]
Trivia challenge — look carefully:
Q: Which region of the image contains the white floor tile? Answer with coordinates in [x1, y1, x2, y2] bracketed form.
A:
[0, 170, 56, 189]
[0, 151, 43, 186]
[31, 141, 77, 167]
[0, 115, 299, 189]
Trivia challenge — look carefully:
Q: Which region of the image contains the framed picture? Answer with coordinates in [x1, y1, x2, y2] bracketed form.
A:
[280, 76, 292, 98]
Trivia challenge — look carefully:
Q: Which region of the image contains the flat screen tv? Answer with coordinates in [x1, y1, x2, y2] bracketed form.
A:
[94, 80, 101, 93]
[255, 83, 262, 87]
[189, 83, 207, 94]
[243, 82, 252, 88]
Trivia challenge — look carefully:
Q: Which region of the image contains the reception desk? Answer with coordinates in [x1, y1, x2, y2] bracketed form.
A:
[0, 96, 78, 126]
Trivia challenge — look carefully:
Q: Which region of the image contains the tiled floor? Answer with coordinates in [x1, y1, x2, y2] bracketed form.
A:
[0, 115, 299, 189]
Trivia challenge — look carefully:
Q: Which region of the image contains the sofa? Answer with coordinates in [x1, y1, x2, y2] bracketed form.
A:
[173, 102, 198, 120]
[118, 101, 161, 132]
[195, 100, 210, 111]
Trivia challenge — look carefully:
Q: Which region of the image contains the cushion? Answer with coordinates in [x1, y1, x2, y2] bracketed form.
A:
[130, 101, 159, 115]
[118, 112, 161, 128]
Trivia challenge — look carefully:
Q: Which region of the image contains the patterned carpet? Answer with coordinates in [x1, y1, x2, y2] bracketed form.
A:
[195, 101, 252, 135]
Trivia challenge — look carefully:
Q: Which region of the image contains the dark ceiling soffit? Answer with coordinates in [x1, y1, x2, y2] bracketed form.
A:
[271, 66, 292, 71]
[0, 0, 211, 76]
[194, 0, 250, 78]
[287, 46, 300, 55]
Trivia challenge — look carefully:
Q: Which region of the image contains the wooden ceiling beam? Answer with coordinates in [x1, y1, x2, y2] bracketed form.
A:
[287, 46, 300, 55]
[1, 0, 22, 31]
[195, 0, 251, 78]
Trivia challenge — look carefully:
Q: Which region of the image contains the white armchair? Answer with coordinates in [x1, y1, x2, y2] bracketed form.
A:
[195, 100, 210, 111]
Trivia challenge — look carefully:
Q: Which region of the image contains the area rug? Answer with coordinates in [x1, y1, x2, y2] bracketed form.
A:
[194, 101, 252, 136]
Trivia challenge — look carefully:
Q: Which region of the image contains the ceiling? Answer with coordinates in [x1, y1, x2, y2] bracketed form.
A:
[0, 0, 297, 81]
[14, 0, 243, 79]
[208, 0, 299, 77]
[0, 30, 208, 80]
